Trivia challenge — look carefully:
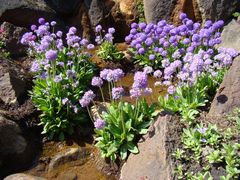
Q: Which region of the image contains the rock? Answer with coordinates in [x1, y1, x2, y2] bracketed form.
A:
[120, 115, 179, 180]
[143, 0, 177, 23]
[44, 0, 82, 15]
[48, 147, 90, 171]
[217, 19, 240, 52]
[0, 0, 60, 29]
[4, 173, 45, 180]
[143, 0, 240, 24]
[0, 59, 29, 105]
[0, 116, 27, 158]
[58, 171, 78, 180]
[88, 0, 105, 27]
[197, 0, 240, 22]
[0, 22, 28, 57]
[208, 56, 240, 117]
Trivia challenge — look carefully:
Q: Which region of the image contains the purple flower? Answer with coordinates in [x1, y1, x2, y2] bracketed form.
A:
[66, 69, 76, 78]
[153, 70, 162, 78]
[21, 32, 36, 45]
[105, 33, 113, 42]
[167, 85, 176, 95]
[69, 27, 77, 34]
[138, 48, 145, 54]
[149, 54, 155, 60]
[91, 77, 103, 87]
[30, 61, 40, 72]
[54, 75, 62, 83]
[108, 27, 115, 34]
[179, 13, 187, 21]
[38, 18, 45, 25]
[56, 31, 63, 37]
[144, 87, 153, 96]
[94, 118, 106, 130]
[100, 69, 111, 80]
[197, 127, 208, 134]
[112, 87, 124, 100]
[112, 69, 125, 82]
[45, 50, 57, 61]
[51, 21, 56, 26]
[95, 25, 102, 32]
[143, 66, 153, 74]
[130, 88, 142, 99]
[87, 44, 95, 50]
[79, 98, 90, 107]
[62, 98, 69, 105]
[133, 71, 148, 89]
[31, 25, 37, 31]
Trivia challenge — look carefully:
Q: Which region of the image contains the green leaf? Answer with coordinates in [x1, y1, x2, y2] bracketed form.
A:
[126, 142, 139, 154]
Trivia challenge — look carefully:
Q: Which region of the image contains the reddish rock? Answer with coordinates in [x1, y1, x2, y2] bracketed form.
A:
[120, 115, 179, 180]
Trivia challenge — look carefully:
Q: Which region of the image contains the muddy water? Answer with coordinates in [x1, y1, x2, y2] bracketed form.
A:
[24, 140, 116, 180]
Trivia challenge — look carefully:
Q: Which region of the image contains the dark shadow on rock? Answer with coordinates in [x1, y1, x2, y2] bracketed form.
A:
[217, 94, 228, 104]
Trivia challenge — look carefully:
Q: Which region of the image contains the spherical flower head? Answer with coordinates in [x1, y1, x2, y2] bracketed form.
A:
[38, 18, 45, 25]
[21, 32, 36, 45]
[139, 22, 146, 30]
[149, 54, 155, 60]
[183, 38, 190, 45]
[69, 27, 77, 34]
[112, 68, 125, 82]
[192, 34, 201, 42]
[130, 88, 142, 99]
[31, 25, 37, 31]
[108, 27, 115, 34]
[112, 87, 124, 100]
[138, 48, 145, 54]
[94, 118, 106, 130]
[91, 76, 103, 87]
[87, 44, 95, 50]
[80, 38, 88, 46]
[56, 31, 63, 37]
[100, 69, 111, 80]
[45, 50, 58, 61]
[133, 71, 148, 89]
[51, 21, 57, 26]
[153, 70, 162, 78]
[143, 87, 153, 96]
[143, 66, 153, 74]
[62, 98, 69, 105]
[179, 12, 187, 21]
[167, 85, 176, 95]
[95, 25, 102, 33]
[204, 20, 212, 28]
[30, 61, 40, 72]
[54, 75, 62, 83]
[83, 90, 96, 100]
[145, 38, 153, 46]
[79, 97, 90, 107]
[104, 33, 113, 42]
[131, 22, 138, 29]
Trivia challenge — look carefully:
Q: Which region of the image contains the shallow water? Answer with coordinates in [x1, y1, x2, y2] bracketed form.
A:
[24, 140, 116, 180]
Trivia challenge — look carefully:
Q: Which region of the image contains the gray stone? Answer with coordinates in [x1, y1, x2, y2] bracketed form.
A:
[88, 0, 105, 27]
[4, 173, 45, 180]
[197, 0, 240, 22]
[0, 59, 28, 105]
[0, 0, 59, 29]
[208, 56, 240, 117]
[48, 148, 90, 171]
[0, 116, 27, 157]
[0, 22, 28, 57]
[143, 0, 177, 23]
[217, 19, 240, 52]
[120, 115, 176, 180]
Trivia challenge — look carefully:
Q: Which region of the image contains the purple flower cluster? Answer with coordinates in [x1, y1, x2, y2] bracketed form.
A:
[112, 87, 124, 100]
[130, 71, 153, 99]
[100, 68, 124, 82]
[94, 118, 106, 130]
[95, 25, 116, 44]
[126, 13, 227, 69]
[79, 90, 96, 107]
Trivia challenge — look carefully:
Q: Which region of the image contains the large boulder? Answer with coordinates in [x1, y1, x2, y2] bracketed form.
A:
[0, 0, 60, 28]
[0, 22, 28, 57]
[217, 19, 240, 52]
[120, 115, 180, 180]
[0, 59, 30, 105]
[208, 56, 240, 117]
[144, 0, 240, 24]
